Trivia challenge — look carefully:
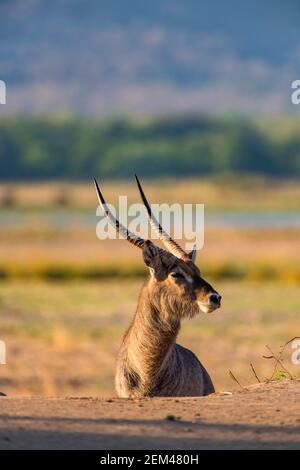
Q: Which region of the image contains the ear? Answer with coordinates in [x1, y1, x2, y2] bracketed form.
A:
[188, 245, 197, 263]
[143, 241, 167, 280]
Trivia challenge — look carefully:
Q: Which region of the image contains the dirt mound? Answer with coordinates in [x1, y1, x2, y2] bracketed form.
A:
[0, 379, 299, 450]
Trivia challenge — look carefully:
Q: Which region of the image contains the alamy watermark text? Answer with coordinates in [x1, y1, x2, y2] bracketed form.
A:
[291, 80, 300, 105]
[0, 341, 6, 365]
[96, 198, 205, 251]
[0, 80, 6, 104]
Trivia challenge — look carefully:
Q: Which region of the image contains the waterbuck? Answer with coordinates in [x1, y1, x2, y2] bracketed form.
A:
[94, 177, 221, 397]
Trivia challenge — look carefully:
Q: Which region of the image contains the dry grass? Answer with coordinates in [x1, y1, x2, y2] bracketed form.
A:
[0, 279, 298, 397]
[0, 179, 299, 397]
[1, 177, 300, 210]
[0, 179, 299, 281]
[0, 225, 299, 281]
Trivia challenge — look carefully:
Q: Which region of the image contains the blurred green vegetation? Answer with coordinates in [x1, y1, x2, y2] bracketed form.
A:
[1, 115, 300, 180]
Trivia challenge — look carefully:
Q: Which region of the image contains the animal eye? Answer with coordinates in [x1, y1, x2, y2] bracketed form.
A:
[170, 272, 185, 280]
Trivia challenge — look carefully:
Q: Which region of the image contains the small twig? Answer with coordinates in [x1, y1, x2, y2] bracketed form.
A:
[278, 337, 300, 357]
[228, 370, 243, 389]
[265, 345, 294, 380]
[250, 363, 261, 383]
[264, 345, 281, 380]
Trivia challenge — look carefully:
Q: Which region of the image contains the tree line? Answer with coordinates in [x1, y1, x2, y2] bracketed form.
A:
[0, 115, 299, 180]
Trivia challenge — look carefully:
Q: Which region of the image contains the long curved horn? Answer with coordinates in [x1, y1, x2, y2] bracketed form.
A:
[94, 178, 145, 249]
[135, 175, 190, 261]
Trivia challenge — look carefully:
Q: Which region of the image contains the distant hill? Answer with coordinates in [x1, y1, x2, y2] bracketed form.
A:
[1, 0, 299, 115]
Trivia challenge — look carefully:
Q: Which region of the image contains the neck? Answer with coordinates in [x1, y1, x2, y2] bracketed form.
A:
[124, 278, 181, 394]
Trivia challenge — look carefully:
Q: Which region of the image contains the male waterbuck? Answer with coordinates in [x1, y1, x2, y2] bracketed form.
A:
[94, 177, 221, 397]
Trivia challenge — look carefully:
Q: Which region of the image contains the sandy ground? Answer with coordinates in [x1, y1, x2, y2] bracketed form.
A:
[0, 380, 299, 450]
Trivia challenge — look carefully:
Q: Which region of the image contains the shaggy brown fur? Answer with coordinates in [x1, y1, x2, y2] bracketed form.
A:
[115, 241, 220, 397]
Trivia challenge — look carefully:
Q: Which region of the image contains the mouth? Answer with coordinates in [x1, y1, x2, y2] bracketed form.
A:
[197, 301, 221, 314]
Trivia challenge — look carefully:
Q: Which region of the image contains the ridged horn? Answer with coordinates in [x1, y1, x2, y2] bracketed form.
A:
[135, 175, 190, 262]
[94, 178, 145, 249]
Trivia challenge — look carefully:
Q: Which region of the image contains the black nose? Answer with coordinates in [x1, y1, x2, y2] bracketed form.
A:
[209, 293, 221, 306]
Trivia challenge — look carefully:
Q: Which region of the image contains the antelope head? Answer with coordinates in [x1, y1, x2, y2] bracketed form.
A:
[94, 177, 221, 317]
